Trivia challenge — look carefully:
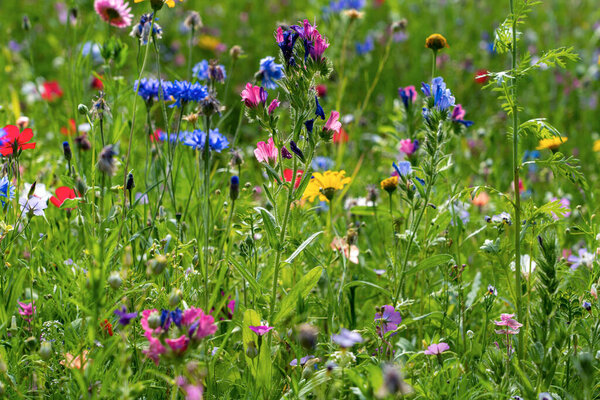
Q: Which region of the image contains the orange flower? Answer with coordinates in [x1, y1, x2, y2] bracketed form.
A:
[471, 192, 490, 207]
[425, 34, 449, 51]
[61, 351, 90, 370]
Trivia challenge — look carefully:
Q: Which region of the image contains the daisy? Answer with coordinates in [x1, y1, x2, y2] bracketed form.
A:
[94, 0, 133, 28]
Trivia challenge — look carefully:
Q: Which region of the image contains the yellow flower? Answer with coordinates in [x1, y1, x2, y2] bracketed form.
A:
[380, 176, 398, 194]
[134, 0, 178, 9]
[594, 139, 600, 152]
[302, 170, 351, 202]
[198, 35, 221, 51]
[536, 136, 568, 150]
[425, 34, 449, 51]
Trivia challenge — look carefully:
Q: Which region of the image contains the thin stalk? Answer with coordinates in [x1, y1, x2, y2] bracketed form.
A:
[509, 0, 523, 360]
[203, 115, 212, 309]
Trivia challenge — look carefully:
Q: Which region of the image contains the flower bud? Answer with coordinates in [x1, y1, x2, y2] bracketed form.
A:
[230, 176, 239, 201]
[39, 341, 53, 360]
[147, 311, 161, 329]
[229, 45, 243, 60]
[78, 104, 89, 115]
[147, 255, 168, 275]
[297, 323, 318, 350]
[107, 271, 122, 290]
[63, 141, 72, 162]
[246, 341, 259, 359]
[169, 288, 182, 307]
[126, 172, 135, 191]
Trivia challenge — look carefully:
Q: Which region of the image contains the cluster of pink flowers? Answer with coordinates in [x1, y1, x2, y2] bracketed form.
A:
[18, 301, 36, 323]
[494, 313, 522, 335]
[140, 307, 217, 365]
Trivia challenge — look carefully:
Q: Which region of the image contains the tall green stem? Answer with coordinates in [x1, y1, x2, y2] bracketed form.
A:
[203, 115, 212, 309]
[509, 0, 523, 360]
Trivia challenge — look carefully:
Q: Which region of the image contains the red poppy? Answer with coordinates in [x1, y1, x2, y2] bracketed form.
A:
[0, 125, 36, 156]
[50, 186, 77, 208]
[333, 127, 349, 144]
[60, 119, 77, 136]
[41, 81, 63, 101]
[91, 75, 104, 90]
[283, 169, 303, 189]
[475, 69, 490, 85]
[316, 84, 327, 98]
[101, 319, 113, 336]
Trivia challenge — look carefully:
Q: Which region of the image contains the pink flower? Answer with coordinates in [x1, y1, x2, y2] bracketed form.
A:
[94, 0, 133, 29]
[189, 311, 217, 340]
[241, 83, 267, 108]
[254, 137, 278, 164]
[324, 111, 342, 133]
[398, 139, 418, 156]
[18, 301, 36, 322]
[424, 342, 450, 355]
[143, 331, 166, 365]
[310, 32, 330, 60]
[249, 325, 273, 336]
[268, 99, 280, 115]
[493, 313, 522, 335]
[165, 335, 190, 355]
[275, 27, 284, 44]
[141, 309, 162, 335]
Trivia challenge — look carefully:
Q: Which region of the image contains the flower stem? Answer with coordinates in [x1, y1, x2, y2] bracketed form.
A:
[203, 115, 212, 310]
[509, 0, 523, 361]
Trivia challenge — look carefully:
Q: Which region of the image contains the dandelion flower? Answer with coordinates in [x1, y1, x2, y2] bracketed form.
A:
[380, 176, 398, 194]
[425, 33, 449, 51]
[302, 170, 351, 202]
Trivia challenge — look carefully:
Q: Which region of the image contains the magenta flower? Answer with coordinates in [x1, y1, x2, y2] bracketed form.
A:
[324, 111, 342, 133]
[275, 26, 284, 43]
[18, 301, 36, 322]
[493, 313, 523, 335]
[188, 311, 217, 340]
[268, 99, 280, 115]
[254, 137, 278, 164]
[451, 104, 474, 127]
[141, 309, 162, 335]
[310, 32, 330, 61]
[398, 139, 418, 156]
[424, 342, 450, 355]
[398, 86, 417, 108]
[249, 325, 273, 336]
[241, 83, 267, 108]
[165, 335, 190, 355]
[143, 331, 166, 365]
[374, 305, 402, 336]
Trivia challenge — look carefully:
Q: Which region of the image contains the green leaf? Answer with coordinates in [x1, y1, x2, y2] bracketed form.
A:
[263, 162, 283, 185]
[228, 258, 261, 294]
[348, 206, 379, 216]
[284, 231, 323, 264]
[527, 152, 588, 190]
[273, 266, 322, 324]
[406, 254, 454, 275]
[242, 309, 272, 390]
[344, 280, 391, 297]
[518, 118, 562, 140]
[255, 207, 279, 249]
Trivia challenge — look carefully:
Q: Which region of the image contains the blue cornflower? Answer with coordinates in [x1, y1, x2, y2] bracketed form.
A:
[164, 80, 208, 107]
[421, 77, 455, 111]
[258, 56, 284, 90]
[393, 161, 412, 177]
[183, 129, 229, 152]
[193, 60, 209, 80]
[312, 156, 334, 171]
[327, 0, 366, 13]
[134, 78, 164, 102]
[0, 177, 15, 206]
[356, 36, 374, 55]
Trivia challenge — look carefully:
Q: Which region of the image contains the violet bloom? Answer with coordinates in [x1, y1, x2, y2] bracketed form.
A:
[254, 137, 278, 164]
[493, 313, 522, 335]
[424, 342, 450, 355]
[332, 328, 363, 348]
[281, 146, 292, 159]
[323, 111, 342, 133]
[241, 83, 267, 108]
[249, 325, 273, 336]
[276, 26, 299, 66]
[392, 161, 412, 177]
[398, 86, 417, 109]
[114, 306, 138, 326]
[289, 355, 315, 366]
[165, 335, 190, 355]
[374, 305, 402, 336]
[567, 248, 594, 270]
[451, 104, 474, 127]
[268, 99, 280, 115]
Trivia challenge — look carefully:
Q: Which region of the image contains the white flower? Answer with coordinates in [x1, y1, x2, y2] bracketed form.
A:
[510, 254, 537, 278]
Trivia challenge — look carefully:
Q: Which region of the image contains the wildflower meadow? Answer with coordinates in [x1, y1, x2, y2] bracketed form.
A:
[1, 0, 600, 398]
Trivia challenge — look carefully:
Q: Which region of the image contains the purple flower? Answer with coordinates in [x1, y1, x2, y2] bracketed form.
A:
[374, 305, 402, 336]
[332, 328, 363, 348]
[424, 342, 450, 355]
[281, 146, 292, 159]
[249, 325, 273, 336]
[451, 104, 474, 127]
[567, 248, 594, 270]
[398, 86, 417, 109]
[114, 306, 138, 326]
[289, 355, 315, 366]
